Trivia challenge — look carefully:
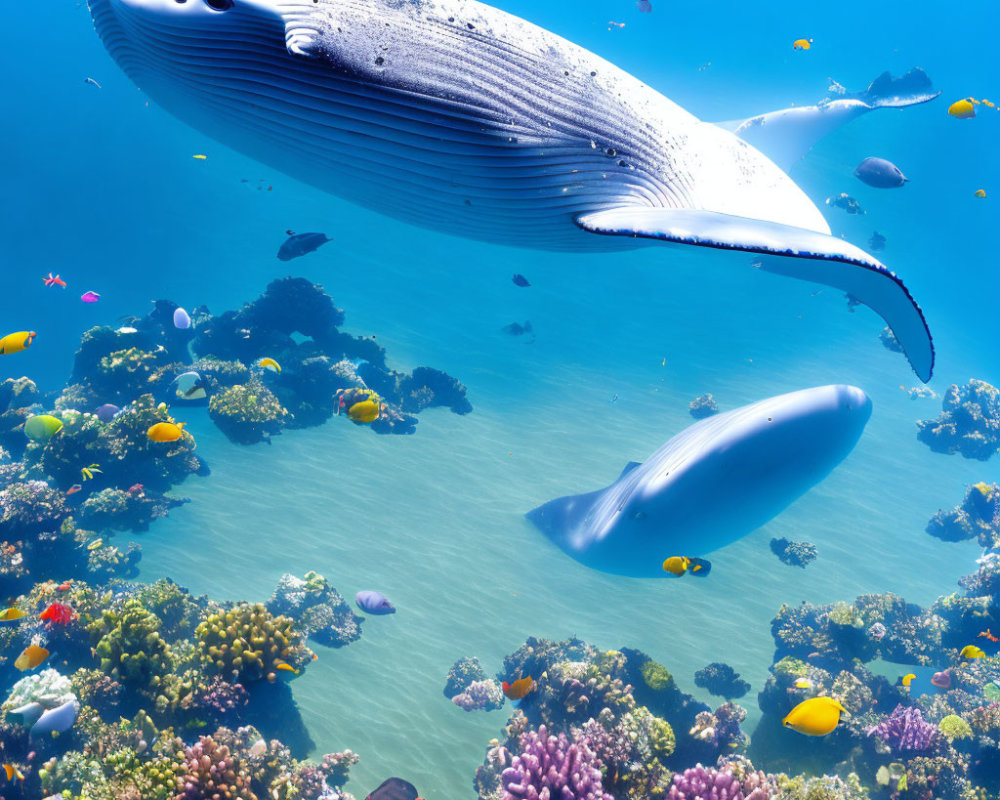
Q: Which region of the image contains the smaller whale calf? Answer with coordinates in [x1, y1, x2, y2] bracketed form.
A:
[527, 385, 871, 578]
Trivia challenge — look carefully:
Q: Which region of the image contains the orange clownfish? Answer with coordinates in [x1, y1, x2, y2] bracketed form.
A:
[502, 676, 536, 700]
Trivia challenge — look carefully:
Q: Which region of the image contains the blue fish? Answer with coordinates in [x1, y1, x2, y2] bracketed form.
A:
[356, 590, 396, 615]
[277, 232, 331, 261]
[527, 385, 871, 577]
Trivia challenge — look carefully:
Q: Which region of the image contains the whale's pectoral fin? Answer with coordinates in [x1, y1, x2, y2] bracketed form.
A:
[576, 208, 934, 382]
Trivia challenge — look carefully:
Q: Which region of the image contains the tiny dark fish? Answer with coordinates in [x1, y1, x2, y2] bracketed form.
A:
[366, 778, 419, 800]
[825, 193, 866, 215]
[277, 232, 331, 261]
[854, 157, 908, 189]
[511, 273, 531, 287]
[501, 321, 533, 337]
[869, 231, 887, 252]
[84, 77, 102, 88]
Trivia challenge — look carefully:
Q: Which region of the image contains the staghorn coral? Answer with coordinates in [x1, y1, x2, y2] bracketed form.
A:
[668, 764, 744, 800]
[197, 603, 312, 684]
[500, 724, 612, 800]
[865, 705, 944, 755]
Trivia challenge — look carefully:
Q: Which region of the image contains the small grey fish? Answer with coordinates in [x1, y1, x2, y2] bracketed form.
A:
[277, 231, 331, 261]
[854, 157, 909, 189]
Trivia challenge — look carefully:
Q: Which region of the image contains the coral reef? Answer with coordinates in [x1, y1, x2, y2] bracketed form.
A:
[267, 572, 363, 648]
[770, 538, 818, 568]
[694, 663, 751, 699]
[500, 724, 612, 800]
[209, 381, 290, 445]
[917, 379, 1000, 460]
[196, 603, 313, 684]
[454, 680, 506, 712]
[445, 656, 489, 699]
[689, 394, 720, 420]
[926, 482, 1000, 553]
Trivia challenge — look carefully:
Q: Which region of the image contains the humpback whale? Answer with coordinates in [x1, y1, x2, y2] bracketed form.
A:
[88, 0, 933, 380]
[526, 385, 872, 578]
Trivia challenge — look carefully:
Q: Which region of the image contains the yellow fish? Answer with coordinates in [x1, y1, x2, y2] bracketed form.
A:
[147, 421, 187, 443]
[192, 154, 208, 160]
[948, 99, 976, 119]
[793, 678, 813, 689]
[960, 644, 985, 659]
[2, 764, 24, 781]
[0, 331, 36, 355]
[275, 662, 299, 675]
[81, 463, 102, 481]
[781, 696, 846, 736]
[901, 673, 916, 687]
[87, 538, 104, 551]
[14, 644, 49, 671]
[259, 357, 281, 373]
[347, 399, 380, 423]
[662, 556, 690, 576]
[792, 38, 813, 50]
[0, 608, 26, 623]
[974, 189, 987, 198]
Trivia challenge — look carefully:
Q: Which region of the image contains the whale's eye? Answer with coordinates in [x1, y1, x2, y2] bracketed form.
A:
[204, 0, 233, 9]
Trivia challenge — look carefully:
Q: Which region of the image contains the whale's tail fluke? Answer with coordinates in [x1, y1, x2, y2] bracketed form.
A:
[576, 208, 934, 382]
[718, 68, 940, 172]
[842, 67, 941, 109]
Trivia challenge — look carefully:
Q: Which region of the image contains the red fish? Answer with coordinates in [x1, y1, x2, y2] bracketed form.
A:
[43, 273, 66, 288]
[66, 484, 82, 496]
[502, 676, 536, 700]
[39, 602, 74, 625]
[127, 483, 145, 495]
[980, 629, 999, 643]
[56, 581, 72, 592]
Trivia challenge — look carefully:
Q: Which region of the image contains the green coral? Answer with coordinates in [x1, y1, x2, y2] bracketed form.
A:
[938, 714, 973, 742]
[196, 603, 311, 683]
[773, 657, 811, 678]
[208, 381, 290, 445]
[775, 772, 870, 800]
[640, 659, 673, 691]
[88, 599, 174, 692]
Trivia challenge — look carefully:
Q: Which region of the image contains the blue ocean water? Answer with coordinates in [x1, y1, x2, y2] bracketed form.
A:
[1, 0, 998, 797]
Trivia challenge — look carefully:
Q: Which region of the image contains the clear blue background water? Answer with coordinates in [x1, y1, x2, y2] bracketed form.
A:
[2, 0, 999, 796]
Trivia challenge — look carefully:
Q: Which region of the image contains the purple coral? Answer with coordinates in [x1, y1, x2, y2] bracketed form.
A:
[865, 704, 943, 753]
[452, 679, 505, 712]
[500, 724, 613, 800]
[668, 765, 744, 800]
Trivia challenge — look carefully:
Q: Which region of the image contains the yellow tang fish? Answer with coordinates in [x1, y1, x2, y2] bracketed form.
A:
[0, 331, 36, 355]
[275, 662, 299, 675]
[147, 421, 187, 443]
[948, 99, 976, 119]
[0, 608, 26, 623]
[347, 399, 380, 423]
[901, 673, 916, 687]
[792, 38, 813, 50]
[662, 556, 690, 576]
[960, 644, 985, 659]
[259, 357, 281, 373]
[14, 645, 49, 671]
[782, 696, 846, 736]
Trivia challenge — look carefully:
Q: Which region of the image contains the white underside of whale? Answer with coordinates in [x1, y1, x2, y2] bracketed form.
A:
[89, 0, 934, 380]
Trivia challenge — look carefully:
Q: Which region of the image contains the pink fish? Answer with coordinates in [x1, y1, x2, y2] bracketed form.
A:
[931, 669, 951, 689]
[81, 291, 101, 303]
